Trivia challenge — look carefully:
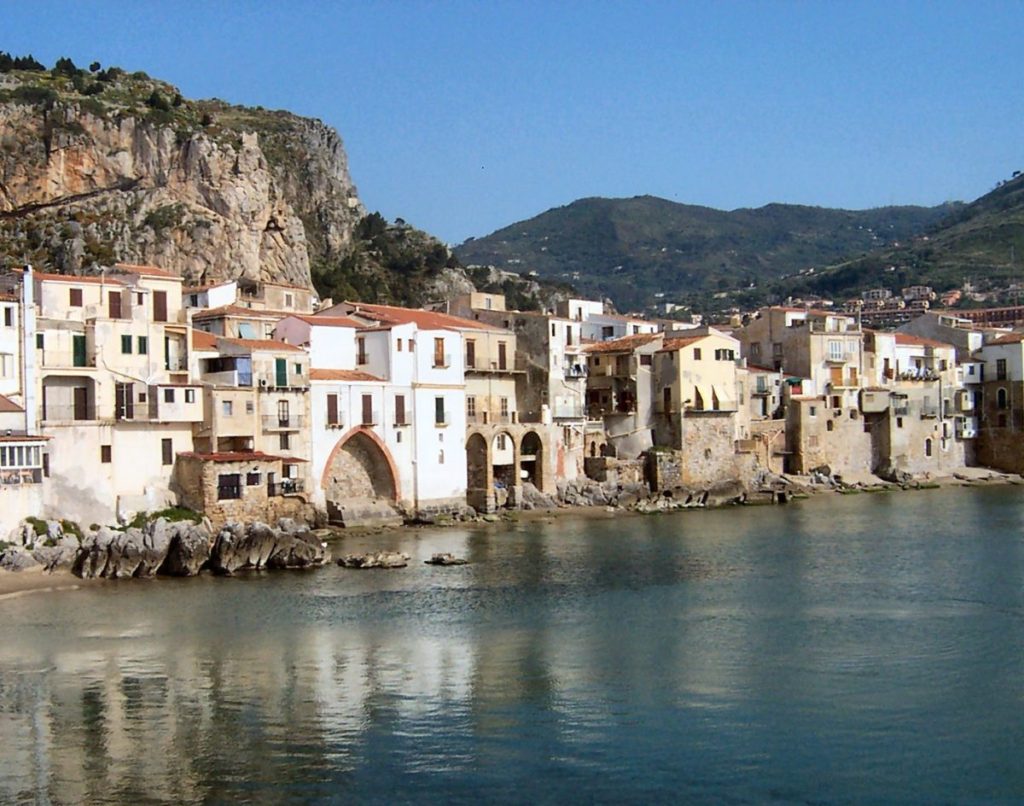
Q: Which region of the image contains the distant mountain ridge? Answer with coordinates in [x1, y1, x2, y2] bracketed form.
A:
[455, 195, 957, 310]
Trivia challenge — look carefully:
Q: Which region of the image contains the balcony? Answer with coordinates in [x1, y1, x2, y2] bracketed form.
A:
[920, 405, 939, 418]
[41, 404, 97, 422]
[269, 479, 305, 496]
[955, 417, 979, 438]
[466, 412, 517, 425]
[432, 353, 453, 369]
[261, 415, 305, 431]
[552, 403, 584, 419]
[40, 350, 96, 369]
[824, 352, 856, 364]
[0, 467, 43, 485]
[564, 363, 588, 379]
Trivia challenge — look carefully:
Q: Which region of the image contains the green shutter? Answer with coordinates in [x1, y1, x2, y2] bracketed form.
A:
[137, 336, 148, 354]
[275, 358, 287, 387]
[72, 334, 87, 367]
[121, 335, 132, 354]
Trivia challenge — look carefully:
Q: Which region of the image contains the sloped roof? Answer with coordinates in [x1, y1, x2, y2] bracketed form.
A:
[657, 336, 706, 353]
[310, 368, 383, 382]
[986, 332, 1024, 346]
[192, 304, 292, 320]
[177, 450, 300, 463]
[191, 330, 219, 350]
[33, 271, 125, 286]
[583, 333, 661, 353]
[0, 394, 25, 413]
[894, 333, 952, 349]
[221, 337, 304, 353]
[113, 263, 181, 279]
[289, 314, 364, 328]
[343, 301, 498, 331]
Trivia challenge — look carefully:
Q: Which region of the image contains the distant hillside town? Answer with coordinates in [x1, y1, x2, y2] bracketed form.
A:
[1, 261, 1023, 534]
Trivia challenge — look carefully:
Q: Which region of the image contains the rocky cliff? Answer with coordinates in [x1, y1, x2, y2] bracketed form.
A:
[0, 65, 363, 289]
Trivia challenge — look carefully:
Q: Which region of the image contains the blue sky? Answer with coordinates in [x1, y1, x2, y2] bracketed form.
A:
[4, 1, 1022, 243]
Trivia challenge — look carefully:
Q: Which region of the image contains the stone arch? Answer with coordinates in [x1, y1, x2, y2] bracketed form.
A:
[466, 432, 491, 512]
[520, 430, 544, 491]
[321, 428, 401, 522]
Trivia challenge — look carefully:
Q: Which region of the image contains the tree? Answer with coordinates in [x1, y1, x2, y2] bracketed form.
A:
[52, 56, 79, 77]
[89, 61, 101, 73]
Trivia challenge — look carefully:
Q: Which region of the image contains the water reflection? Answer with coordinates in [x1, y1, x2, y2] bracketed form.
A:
[2, 488, 1024, 802]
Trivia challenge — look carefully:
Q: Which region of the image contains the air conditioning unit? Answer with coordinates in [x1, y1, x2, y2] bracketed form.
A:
[259, 379, 268, 388]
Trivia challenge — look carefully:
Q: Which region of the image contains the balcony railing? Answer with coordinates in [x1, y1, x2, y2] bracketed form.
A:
[466, 412, 517, 425]
[825, 352, 856, 364]
[269, 479, 305, 496]
[920, 405, 939, 418]
[261, 415, 305, 431]
[40, 351, 96, 369]
[41, 404, 96, 422]
[432, 353, 453, 369]
[564, 364, 588, 378]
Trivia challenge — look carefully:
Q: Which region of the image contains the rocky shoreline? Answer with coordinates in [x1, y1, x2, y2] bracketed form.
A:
[2, 466, 1020, 595]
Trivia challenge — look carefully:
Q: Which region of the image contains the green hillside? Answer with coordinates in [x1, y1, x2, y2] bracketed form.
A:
[788, 172, 1024, 302]
[455, 196, 954, 310]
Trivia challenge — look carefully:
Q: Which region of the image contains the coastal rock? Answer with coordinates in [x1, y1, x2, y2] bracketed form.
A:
[74, 525, 171, 579]
[0, 546, 40, 572]
[424, 553, 468, 566]
[705, 480, 746, 508]
[521, 482, 558, 510]
[31, 537, 80, 571]
[157, 521, 213, 576]
[209, 520, 328, 574]
[337, 551, 409, 569]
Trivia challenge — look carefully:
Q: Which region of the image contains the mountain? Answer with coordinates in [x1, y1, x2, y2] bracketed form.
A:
[455, 196, 955, 310]
[0, 58, 364, 289]
[787, 172, 1024, 301]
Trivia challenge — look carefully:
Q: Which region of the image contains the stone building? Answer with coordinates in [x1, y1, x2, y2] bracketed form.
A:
[975, 333, 1024, 472]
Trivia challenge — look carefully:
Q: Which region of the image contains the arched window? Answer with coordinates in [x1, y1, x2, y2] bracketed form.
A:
[925, 438, 933, 457]
[997, 388, 1008, 410]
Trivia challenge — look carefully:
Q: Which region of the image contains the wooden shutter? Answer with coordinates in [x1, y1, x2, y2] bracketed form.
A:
[153, 290, 168, 322]
[395, 395, 405, 425]
[362, 394, 372, 425]
[326, 394, 338, 425]
[108, 291, 122, 319]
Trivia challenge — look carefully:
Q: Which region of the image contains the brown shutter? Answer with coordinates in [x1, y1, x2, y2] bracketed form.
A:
[153, 290, 168, 322]
[326, 393, 338, 425]
[395, 394, 405, 425]
[498, 341, 507, 370]
[362, 394, 372, 425]
[108, 291, 122, 319]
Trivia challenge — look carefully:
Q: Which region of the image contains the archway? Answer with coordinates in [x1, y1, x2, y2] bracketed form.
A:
[322, 429, 400, 524]
[491, 431, 517, 507]
[466, 432, 490, 512]
[520, 430, 544, 491]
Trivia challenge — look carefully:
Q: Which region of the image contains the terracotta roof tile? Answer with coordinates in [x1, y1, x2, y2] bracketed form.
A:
[986, 332, 1024, 345]
[113, 263, 181, 279]
[289, 314, 363, 328]
[341, 302, 498, 331]
[33, 271, 125, 286]
[191, 330, 219, 350]
[894, 333, 952, 349]
[192, 304, 291, 320]
[0, 394, 25, 413]
[656, 336, 705, 352]
[177, 450, 299, 463]
[310, 368, 383, 382]
[583, 333, 661, 353]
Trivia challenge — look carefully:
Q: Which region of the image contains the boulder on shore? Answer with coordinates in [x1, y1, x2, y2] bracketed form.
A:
[425, 552, 468, 566]
[337, 551, 409, 569]
[209, 519, 328, 575]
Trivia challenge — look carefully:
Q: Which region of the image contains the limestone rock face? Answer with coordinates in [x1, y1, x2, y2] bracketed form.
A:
[0, 92, 363, 288]
[209, 520, 328, 574]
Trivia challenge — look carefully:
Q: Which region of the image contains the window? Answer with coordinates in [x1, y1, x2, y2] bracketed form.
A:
[36, 333, 43, 350]
[362, 394, 373, 425]
[640, 354, 652, 366]
[294, 362, 302, 375]
[897, 417, 904, 428]
[284, 293, 293, 307]
[185, 388, 195, 404]
[326, 393, 339, 425]
[925, 438, 933, 457]
[164, 388, 175, 403]
[137, 336, 148, 354]
[121, 335, 132, 354]
[997, 388, 1008, 410]
[279, 433, 290, 450]
[222, 400, 233, 416]
[467, 396, 476, 418]
[2, 307, 11, 327]
[827, 420, 834, 432]
[694, 348, 702, 360]
[357, 337, 367, 364]
[153, 290, 168, 322]
[397, 338, 403, 352]
[715, 349, 735, 361]
[809, 406, 817, 416]
[997, 358, 1007, 381]
[101, 445, 112, 463]
[439, 449, 445, 464]
[395, 394, 407, 425]
[500, 396, 509, 418]
[750, 343, 762, 360]
[161, 438, 173, 466]
[246, 400, 254, 415]
[465, 340, 476, 368]
[434, 337, 446, 367]
[69, 288, 83, 307]
[435, 396, 446, 425]
[602, 325, 614, 338]
[217, 473, 241, 500]
[551, 324, 556, 337]
[498, 341, 507, 370]
[497, 434, 507, 450]
[247, 472, 261, 486]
